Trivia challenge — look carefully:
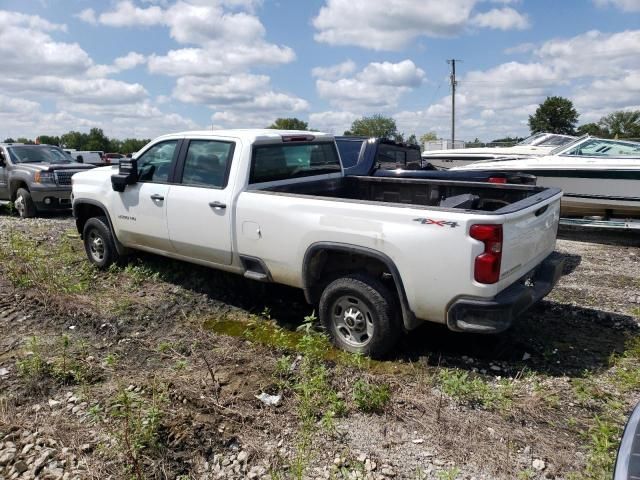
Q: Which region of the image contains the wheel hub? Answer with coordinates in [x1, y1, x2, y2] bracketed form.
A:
[88, 231, 105, 261]
[332, 296, 374, 347]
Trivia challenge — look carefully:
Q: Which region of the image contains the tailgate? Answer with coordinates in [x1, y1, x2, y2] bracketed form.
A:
[498, 192, 561, 287]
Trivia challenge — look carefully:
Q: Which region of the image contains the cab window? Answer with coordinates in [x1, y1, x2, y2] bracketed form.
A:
[180, 140, 234, 188]
[137, 141, 178, 183]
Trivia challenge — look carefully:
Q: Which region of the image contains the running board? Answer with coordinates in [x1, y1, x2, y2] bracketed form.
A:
[560, 217, 640, 230]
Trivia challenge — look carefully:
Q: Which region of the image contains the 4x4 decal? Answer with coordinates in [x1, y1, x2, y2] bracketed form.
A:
[413, 218, 459, 228]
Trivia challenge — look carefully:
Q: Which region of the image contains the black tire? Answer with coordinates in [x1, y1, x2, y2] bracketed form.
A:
[15, 188, 36, 218]
[319, 274, 400, 358]
[83, 216, 119, 269]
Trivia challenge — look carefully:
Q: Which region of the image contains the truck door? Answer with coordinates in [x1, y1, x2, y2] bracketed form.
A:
[0, 148, 9, 200]
[166, 139, 235, 265]
[111, 140, 180, 252]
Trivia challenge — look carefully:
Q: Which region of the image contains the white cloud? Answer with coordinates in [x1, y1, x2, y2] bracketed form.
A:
[75, 8, 97, 25]
[98, 1, 164, 27]
[471, 7, 529, 30]
[308, 111, 358, 135]
[148, 44, 294, 76]
[593, 0, 640, 11]
[312, 0, 528, 50]
[312, 60, 357, 81]
[315, 60, 425, 110]
[88, 52, 147, 77]
[359, 60, 426, 87]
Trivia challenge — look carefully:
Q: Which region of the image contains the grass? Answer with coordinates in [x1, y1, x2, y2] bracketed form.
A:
[575, 336, 640, 479]
[0, 229, 95, 295]
[17, 334, 94, 387]
[352, 378, 391, 413]
[436, 368, 514, 411]
[92, 382, 167, 480]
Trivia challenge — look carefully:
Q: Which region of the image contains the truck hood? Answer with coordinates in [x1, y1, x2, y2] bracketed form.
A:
[16, 163, 94, 173]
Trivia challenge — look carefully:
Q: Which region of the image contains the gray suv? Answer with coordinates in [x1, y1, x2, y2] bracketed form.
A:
[0, 143, 94, 218]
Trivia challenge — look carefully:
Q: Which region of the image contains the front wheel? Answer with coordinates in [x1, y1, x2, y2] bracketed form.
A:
[14, 188, 36, 218]
[83, 216, 119, 269]
[319, 274, 400, 358]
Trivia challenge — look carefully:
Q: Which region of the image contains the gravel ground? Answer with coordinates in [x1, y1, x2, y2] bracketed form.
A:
[0, 210, 638, 480]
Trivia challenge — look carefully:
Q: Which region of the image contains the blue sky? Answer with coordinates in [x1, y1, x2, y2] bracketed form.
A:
[1, 0, 639, 141]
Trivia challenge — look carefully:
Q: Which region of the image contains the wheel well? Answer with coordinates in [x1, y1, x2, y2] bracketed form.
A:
[10, 181, 28, 200]
[304, 248, 397, 304]
[74, 203, 108, 236]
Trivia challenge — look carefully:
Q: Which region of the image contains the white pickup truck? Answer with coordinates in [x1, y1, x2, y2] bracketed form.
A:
[71, 129, 564, 357]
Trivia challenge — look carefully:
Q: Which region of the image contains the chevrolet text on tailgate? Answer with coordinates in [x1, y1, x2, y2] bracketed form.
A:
[72, 129, 565, 357]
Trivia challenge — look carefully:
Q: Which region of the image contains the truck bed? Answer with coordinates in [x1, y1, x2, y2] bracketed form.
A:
[261, 176, 560, 213]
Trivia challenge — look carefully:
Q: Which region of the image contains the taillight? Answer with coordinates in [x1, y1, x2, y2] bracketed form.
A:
[470, 224, 503, 284]
[488, 176, 507, 184]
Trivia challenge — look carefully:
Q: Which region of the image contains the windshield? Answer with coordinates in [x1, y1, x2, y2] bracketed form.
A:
[549, 135, 590, 155]
[517, 133, 546, 146]
[536, 135, 574, 147]
[560, 138, 640, 157]
[335, 139, 365, 168]
[250, 142, 342, 184]
[8, 146, 74, 164]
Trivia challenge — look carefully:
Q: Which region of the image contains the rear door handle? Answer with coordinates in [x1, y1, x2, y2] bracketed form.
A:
[150, 194, 164, 201]
[209, 201, 226, 210]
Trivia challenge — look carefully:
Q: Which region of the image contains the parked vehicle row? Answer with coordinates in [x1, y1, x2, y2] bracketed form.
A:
[0, 143, 94, 217]
[70, 129, 564, 358]
[454, 135, 640, 219]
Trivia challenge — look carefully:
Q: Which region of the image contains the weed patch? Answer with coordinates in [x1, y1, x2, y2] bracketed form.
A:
[437, 369, 514, 410]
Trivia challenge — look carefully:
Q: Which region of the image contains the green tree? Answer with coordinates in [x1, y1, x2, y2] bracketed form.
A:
[528, 96, 579, 135]
[37, 135, 60, 146]
[576, 122, 609, 137]
[344, 114, 398, 138]
[267, 118, 309, 130]
[85, 128, 110, 151]
[120, 138, 150, 155]
[60, 131, 87, 150]
[406, 134, 418, 145]
[598, 110, 640, 138]
[16, 137, 34, 145]
[3, 138, 16, 143]
[419, 132, 438, 145]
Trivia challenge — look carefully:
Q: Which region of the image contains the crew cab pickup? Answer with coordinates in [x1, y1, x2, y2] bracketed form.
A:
[336, 136, 536, 185]
[0, 143, 94, 217]
[72, 130, 564, 357]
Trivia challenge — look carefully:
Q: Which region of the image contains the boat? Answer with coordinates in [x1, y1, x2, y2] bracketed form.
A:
[422, 133, 576, 169]
[452, 135, 640, 219]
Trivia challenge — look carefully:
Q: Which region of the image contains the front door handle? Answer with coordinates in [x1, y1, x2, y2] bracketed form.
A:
[209, 201, 226, 210]
[150, 194, 164, 201]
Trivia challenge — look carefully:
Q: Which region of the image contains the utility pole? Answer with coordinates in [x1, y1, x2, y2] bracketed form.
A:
[447, 59, 459, 148]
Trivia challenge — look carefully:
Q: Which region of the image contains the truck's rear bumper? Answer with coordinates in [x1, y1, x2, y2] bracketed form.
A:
[446, 253, 565, 334]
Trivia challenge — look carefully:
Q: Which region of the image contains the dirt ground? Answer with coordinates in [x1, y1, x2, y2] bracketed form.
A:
[0, 209, 638, 480]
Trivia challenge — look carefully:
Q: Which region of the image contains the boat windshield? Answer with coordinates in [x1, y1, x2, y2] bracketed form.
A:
[549, 135, 590, 155]
[556, 137, 640, 157]
[517, 133, 546, 146]
[536, 135, 575, 147]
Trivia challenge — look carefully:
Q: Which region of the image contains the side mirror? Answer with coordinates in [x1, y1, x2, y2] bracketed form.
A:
[0, 152, 5, 167]
[126, 153, 132, 158]
[111, 158, 138, 192]
[76, 155, 84, 163]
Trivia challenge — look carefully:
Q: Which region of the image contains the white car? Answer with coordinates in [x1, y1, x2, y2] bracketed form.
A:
[71, 129, 564, 357]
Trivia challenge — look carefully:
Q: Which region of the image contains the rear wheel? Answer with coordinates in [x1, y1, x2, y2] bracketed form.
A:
[83, 216, 119, 269]
[14, 188, 36, 218]
[319, 274, 400, 358]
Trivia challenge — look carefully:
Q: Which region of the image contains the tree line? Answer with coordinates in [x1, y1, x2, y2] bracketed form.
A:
[527, 96, 640, 139]
[4, 100, 637, 154]
[3, 128, 150, 155]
